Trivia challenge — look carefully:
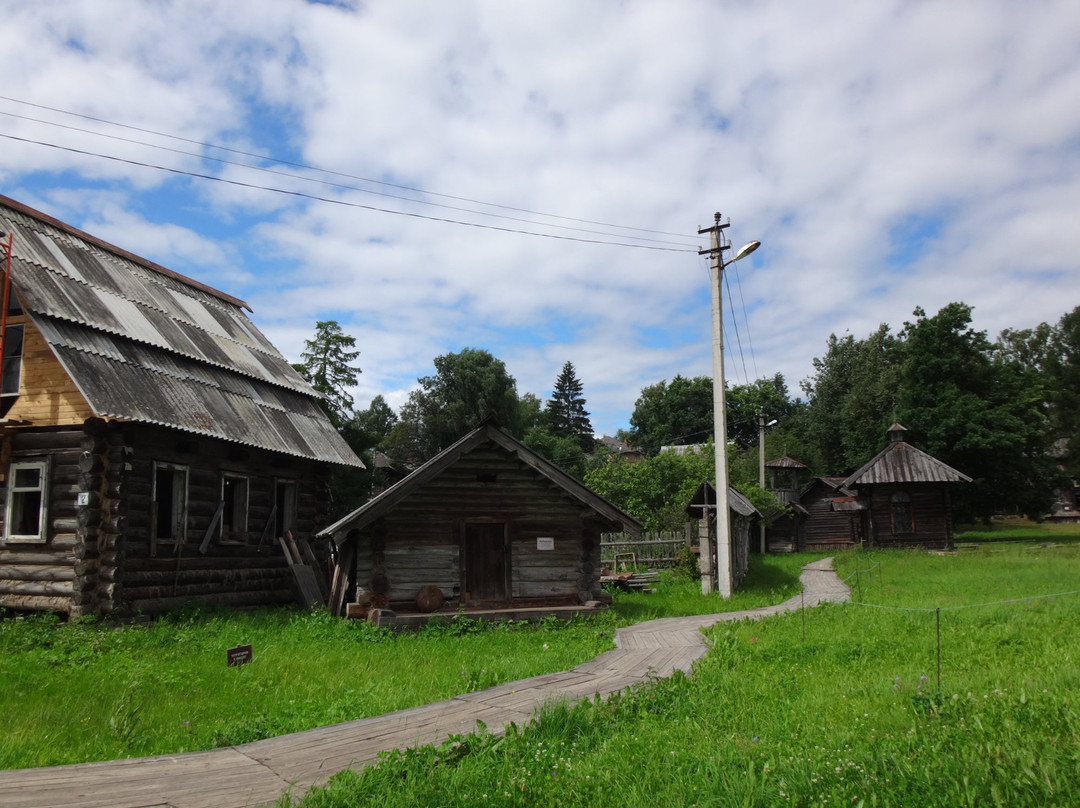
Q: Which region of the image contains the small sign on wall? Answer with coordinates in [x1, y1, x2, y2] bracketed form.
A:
[77, 492, 90, 506]
[536, 537, 555, 551]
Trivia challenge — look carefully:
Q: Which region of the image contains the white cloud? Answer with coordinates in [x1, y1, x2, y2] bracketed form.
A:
[1, 0, 1078, 439]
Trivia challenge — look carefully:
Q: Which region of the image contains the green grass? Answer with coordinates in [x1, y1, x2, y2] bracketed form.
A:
[956, 515, 1080, 543]
[293, 546, 1080, 807]
[0, 554, 810, 769]
[0, 607, 619, 768]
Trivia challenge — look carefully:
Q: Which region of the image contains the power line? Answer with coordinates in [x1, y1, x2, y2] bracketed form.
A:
[0, 132, 698, 253]
[0, 95, 701, 243]
[0, 109, 698, 249]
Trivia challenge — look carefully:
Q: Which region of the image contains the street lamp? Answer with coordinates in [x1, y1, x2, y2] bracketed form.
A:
[699, 213, 760, 597]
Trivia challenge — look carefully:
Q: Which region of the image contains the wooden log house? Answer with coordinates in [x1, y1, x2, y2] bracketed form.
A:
[318, 419, 641, 615]
[842, 424, 971, 550]
[0, 196, 363, 617]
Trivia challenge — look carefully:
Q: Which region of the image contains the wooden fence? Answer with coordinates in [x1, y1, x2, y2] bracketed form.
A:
[601, 525, 696, 570]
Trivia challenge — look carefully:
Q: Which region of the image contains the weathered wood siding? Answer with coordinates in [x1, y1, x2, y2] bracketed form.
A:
[1, 418, 334, 615]
[355, 445, 603, 610]
[800, 480, 859, 551]
[862, 482, 953, 550]
[5, 315, 93, 426]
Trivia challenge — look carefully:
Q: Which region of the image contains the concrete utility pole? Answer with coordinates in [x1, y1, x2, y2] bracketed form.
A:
[698, 213, 759, 598]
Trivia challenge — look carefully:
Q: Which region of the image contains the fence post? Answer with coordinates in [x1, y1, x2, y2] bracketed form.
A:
[936, 607, 941, 692]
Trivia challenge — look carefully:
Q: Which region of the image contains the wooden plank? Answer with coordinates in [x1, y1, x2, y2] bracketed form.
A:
[290, 563, 325, 609]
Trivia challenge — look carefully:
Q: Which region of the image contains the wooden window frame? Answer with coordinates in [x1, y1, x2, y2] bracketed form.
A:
[0, 323, 24, 417]
[890, 490, 914, 535]
[220, 472, 250, 544]
[273, 478, 297, 540]
[152, 461, 189, 546]
[4, 457, 50, 543]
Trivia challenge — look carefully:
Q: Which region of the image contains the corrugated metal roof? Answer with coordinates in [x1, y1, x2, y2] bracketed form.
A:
[3, 198, 362, 468]
[843, 439, 971, 488]
[4, 210, 314, 395]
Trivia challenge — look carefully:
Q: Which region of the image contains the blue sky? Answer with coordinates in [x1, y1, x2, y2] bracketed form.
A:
[1, 0, 1078, 438]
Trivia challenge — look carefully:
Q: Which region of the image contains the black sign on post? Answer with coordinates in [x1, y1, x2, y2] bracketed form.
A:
[227, 644, 253, 667]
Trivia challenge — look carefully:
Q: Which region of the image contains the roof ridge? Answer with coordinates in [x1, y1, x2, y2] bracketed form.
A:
[0, 194, 251, 311]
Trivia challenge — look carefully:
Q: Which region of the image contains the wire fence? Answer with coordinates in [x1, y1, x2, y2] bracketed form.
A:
[806, 549, 1080, 692]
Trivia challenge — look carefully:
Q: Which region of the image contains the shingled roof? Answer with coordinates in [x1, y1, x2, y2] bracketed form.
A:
[842, 424, 970, 488]
[0, 195, 362, 467]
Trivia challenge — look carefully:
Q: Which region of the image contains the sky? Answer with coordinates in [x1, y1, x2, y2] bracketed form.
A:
[1, 0, 1078, 439]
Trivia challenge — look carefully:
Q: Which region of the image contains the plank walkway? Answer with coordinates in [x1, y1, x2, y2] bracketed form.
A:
[0, 559, 849, 808]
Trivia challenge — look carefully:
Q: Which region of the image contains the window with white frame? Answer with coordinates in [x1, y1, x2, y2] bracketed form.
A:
[5, 458, 49, 542]
[221, 473, 249, 542]
[152, 462, 188, 543]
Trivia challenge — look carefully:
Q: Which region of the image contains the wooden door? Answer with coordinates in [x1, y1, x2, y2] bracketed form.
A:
[464, 522, 508, 603]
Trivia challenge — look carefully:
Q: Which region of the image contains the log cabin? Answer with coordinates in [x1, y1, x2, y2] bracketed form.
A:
[842, 424, 971, 549]
[0, 196, 363, 617]
[318, 418, 641, 616]
[685, 481, 760, 590]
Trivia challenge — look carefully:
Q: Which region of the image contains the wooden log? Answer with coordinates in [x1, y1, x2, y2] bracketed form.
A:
[124, 567, 288, 586]
[0, 550, 75, 565]
[0, 580, 75, 597]
[0, 593, 71, 612]
[12, 430, 82, 452]
[80, 434, 107, 454]
[0, 565, 76, 582]
[126, 589, 294, 613]
[78, 452, 104, 474]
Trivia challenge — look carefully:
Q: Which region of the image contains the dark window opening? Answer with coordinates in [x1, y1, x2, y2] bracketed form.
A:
[890, 490, 914, 534]
[1, 323, 24, 417]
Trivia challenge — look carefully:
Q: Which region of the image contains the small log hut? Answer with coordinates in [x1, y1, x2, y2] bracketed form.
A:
[0, 196, 363, 617]
[842, 424, 971, 550]
[318, 419, 641, 614]
[685, 481, 759, 590]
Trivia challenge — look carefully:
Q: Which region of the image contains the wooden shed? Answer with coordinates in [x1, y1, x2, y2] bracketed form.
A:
[685, 481, 759, 591]
[318, 419, 641, 616]
[842, 424, 971, 550]
[799, 477, 863, 551]
[0, 196, 363, 616]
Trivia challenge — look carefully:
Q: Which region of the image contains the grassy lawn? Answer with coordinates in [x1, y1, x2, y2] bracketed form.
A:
[294, 545, 1080, 808]
[0, 554, 806, 770]
[955, 515, 1080, 543]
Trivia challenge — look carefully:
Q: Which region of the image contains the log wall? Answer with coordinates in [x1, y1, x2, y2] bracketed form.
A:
[863, 483, 954, 550]
[355, 445, 607, 611]
[1, 418, 335, 616]
[0, 427, 81, 613]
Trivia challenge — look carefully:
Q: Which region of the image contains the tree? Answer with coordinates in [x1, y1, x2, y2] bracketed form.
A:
[801, 325, 902, 473]
[585, 444, 714, 530]
[897, 303, 1054, 521]
[1044, 306, 1080, 479]
[725, 373, 801, 449]
[627, 375, 714, 456]
[544, 361, 594, 451]
[331, 395, 400, 515]
[523, 429, 588, 479]
[296, 320, 361, 429]
[385, 348, 521, 463]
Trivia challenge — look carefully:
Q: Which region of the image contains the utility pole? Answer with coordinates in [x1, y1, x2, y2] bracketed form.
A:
[758, 412, 767, 554]
[699, 213, 734, 597]
[698, 213, 760, 598]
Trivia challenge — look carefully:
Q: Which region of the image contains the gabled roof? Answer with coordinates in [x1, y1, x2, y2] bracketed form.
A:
[0, 196, 362, 467]
[685, 481, 761, 520]
[765, 455, 809, 470]
[319, 419, 642, 541]
[842, 424, 971, 488]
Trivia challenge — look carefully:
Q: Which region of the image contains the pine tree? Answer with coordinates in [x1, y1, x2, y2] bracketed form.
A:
[297, 320, 361, 429]
[544, 361, 594, 452]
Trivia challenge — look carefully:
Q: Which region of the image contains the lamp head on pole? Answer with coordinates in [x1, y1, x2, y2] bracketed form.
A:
[725, 240, 761, 267]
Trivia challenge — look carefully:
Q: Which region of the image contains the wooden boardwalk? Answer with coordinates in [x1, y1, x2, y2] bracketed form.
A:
[0, 559, 848, 808]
